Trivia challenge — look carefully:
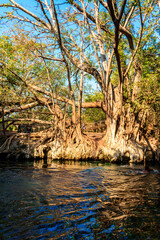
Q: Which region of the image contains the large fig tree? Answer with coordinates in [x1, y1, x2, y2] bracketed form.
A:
[0, 0, 159, 161]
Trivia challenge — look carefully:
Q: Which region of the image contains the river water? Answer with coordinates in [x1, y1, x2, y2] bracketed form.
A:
[0, 159, 160, 240]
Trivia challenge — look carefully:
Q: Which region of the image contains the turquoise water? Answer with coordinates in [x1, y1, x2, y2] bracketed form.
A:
[0, 160, 160, 239]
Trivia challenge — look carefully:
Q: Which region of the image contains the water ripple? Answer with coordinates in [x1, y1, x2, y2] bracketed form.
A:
[0, 160, 160, 239]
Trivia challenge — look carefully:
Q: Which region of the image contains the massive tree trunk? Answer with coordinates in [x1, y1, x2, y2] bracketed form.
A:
[0, 0, 159, 163]
[0, 93, 158, 163]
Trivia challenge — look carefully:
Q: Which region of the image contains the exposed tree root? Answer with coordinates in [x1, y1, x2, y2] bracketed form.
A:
[0, 126, 159, 164]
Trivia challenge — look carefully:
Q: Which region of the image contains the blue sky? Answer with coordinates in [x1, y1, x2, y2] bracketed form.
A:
[0, 0, 69, 34]
[0, 0, 99, 93]
[0, 0, 35, 33]
[0, 0, 159, 94]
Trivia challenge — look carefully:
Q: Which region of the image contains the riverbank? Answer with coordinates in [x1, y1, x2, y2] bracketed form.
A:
[0, 129, 159, 164]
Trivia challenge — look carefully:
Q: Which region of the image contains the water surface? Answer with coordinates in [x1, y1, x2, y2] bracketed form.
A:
[0, 159, 160, 239]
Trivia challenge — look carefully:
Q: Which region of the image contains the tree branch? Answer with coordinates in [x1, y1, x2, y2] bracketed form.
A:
[118, 0, 127, 22]
[2, 118, 52, 125]
[9, 0, 51, 29]
[1, 101, 39, 116]
[70, 0, 113, 37]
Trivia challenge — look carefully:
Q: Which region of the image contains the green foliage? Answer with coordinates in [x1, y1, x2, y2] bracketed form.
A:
[134, 40, 160, 137]
[83, 92, 106, 122]
[138, 40, 160, 105]
[85, 91, 104, 102]
[0, 0, 159, 139]
[0, 29, 68, 127]
[0, 30, 67, 94]
[67, 0, 73, 3]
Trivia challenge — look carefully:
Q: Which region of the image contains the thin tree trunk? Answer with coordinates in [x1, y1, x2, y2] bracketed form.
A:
[2, 106, 6, 136]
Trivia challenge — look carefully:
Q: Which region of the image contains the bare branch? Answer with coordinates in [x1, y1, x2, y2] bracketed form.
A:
[70, 0, 113, 37]
[106, 0, 117, 24]
[37, 55, 64, 62]
[1, 101, 39, 116]
[118, 0, 127, 22]
[2, 118, 52, 125]
[36, 0, 52, 28]
[9, 0, 51, 29]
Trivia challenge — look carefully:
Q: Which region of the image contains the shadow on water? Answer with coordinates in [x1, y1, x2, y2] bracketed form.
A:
[0, 159, 160, 239]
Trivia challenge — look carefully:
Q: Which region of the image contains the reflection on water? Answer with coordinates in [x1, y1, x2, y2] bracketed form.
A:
[0, 159, 160, 239]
